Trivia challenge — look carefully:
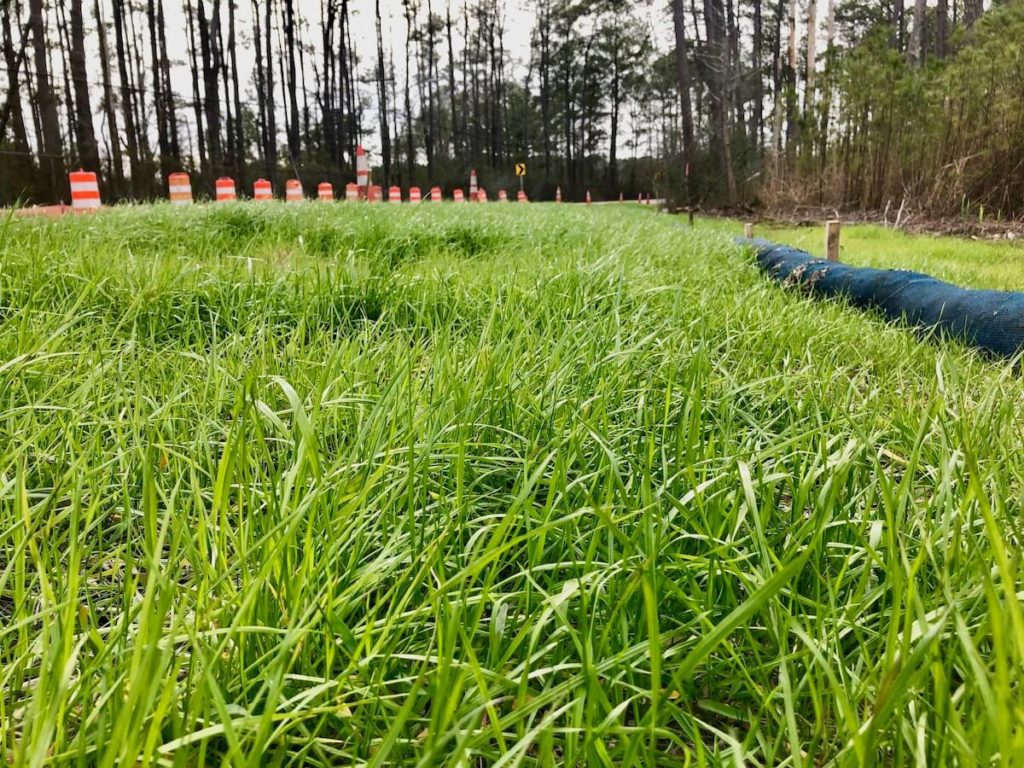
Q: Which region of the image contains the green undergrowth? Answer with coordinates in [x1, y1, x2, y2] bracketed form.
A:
[1, 203, 1023, 765]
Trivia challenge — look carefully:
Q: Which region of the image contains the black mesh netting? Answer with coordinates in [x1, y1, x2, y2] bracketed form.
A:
[738, 237, 1024, 358]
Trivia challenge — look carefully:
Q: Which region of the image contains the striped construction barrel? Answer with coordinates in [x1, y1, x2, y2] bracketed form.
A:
[70, 170, 101, 211]
[168, 172, 191, 205]
[215, 177, 237, 201]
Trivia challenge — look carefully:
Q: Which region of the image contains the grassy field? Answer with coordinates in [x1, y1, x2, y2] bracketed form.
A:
[718, 217, 1024, 291]
[2, 203, 1023, 766]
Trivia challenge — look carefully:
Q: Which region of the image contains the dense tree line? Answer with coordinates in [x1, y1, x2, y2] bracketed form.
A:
[0, 0, 1014, 212]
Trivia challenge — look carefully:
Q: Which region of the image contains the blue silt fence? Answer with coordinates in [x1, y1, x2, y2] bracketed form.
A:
[737, 237, 1024, 358]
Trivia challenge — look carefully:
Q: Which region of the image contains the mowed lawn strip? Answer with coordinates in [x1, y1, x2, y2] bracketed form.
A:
[1, 204, 1022, 765]
[709, 216, 1024, 292]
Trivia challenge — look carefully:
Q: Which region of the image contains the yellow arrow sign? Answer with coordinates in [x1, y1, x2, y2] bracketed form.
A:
[515, 163, 526, 177]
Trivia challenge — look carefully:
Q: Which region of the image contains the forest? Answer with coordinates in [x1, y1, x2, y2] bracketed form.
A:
[1, 0, 1021, 214]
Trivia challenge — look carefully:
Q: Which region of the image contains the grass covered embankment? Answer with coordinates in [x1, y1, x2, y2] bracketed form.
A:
[2, 203, 1023, 765]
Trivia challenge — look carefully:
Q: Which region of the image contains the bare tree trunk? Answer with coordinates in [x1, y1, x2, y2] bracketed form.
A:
[818, 0, 836, 167]
[892, 0, 904, 50]
[146, 0, 170, 180]
[784, 0, 798, 161]
[112, 0, 141, 193]
[497, 13, 508, 164]
[936, 0, 948, 57]
[2, 2, 33, 160]
[69, 0, 99, 175]
[283, 0, 300, 161]
[125, 4, 151, 177]
[228, 0, 245, 183]
[93, 0, 123, 191]
[252, 0, 267, 168]
[0, 1, 36, 200]
[157, 0, 178, 162]
[29, 0, 66, 199]
[537, 0, 551, 177]
[56, 0, 77, 166]
[963, 0, 982, 27]
[265, 0, 278, 180]
[297, 16, 311, 146]
[753, 0, 763, 151]
[705, 0, 737, 201]
[805, 0, 817, 113]
[446, 2, 458, 156]
[426, 0, 438, 165]
[462, 3, 470, 163]
[342, 0, 358, 160]
[216, 1, 234, 175]
[911, 0, 925, 65]
[607, 25, 621, 189]
[197, 0, 222, 176]
[672, 0, 698, 205]
[321, 0, 336, 167]
[375, 0, 391, 185]
[770, 0, 784, 166]
[404, 1, 415, 184]
[389, 45, 399, 180]
[184, 0, 207, 179]
[726, 0, 743, 142]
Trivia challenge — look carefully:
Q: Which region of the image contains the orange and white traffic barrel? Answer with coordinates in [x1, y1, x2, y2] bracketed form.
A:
[168, 172, 192, 205]
[388, 186, 402, 203]
[555, 186, 562, 203]
[215, 177, 236, 202]
[345, 183, 359, 201]
[253, 178, 273, 200]
[356, 145, 369, 192]
[453, 189, 465, 203]
[477, 188, 488, 202]
[286, 179, 303, 202]
[409, 186, 421, 203]
[498, 190, 508, 202]
[469, 170, 478, 201]
[430, 186, 442, 202]
[517, 190, 528, 203]
[317, 182, 333, 201]
[69, 170, 101, 211]
[369, 185, 382, 203]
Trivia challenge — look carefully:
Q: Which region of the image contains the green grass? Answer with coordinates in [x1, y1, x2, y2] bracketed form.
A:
[2, 203, 1024, 766]
[721, 217, 1024, 291]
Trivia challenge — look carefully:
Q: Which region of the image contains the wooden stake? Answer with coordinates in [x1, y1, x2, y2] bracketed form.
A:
[825, 220, 841, 261]
[688, 208, 694, 226]
[744, 222, 754, 239]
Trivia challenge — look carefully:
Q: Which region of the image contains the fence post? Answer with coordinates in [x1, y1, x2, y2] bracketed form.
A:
[826, 220, 841, 261]
[744, 222, 754, 239]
